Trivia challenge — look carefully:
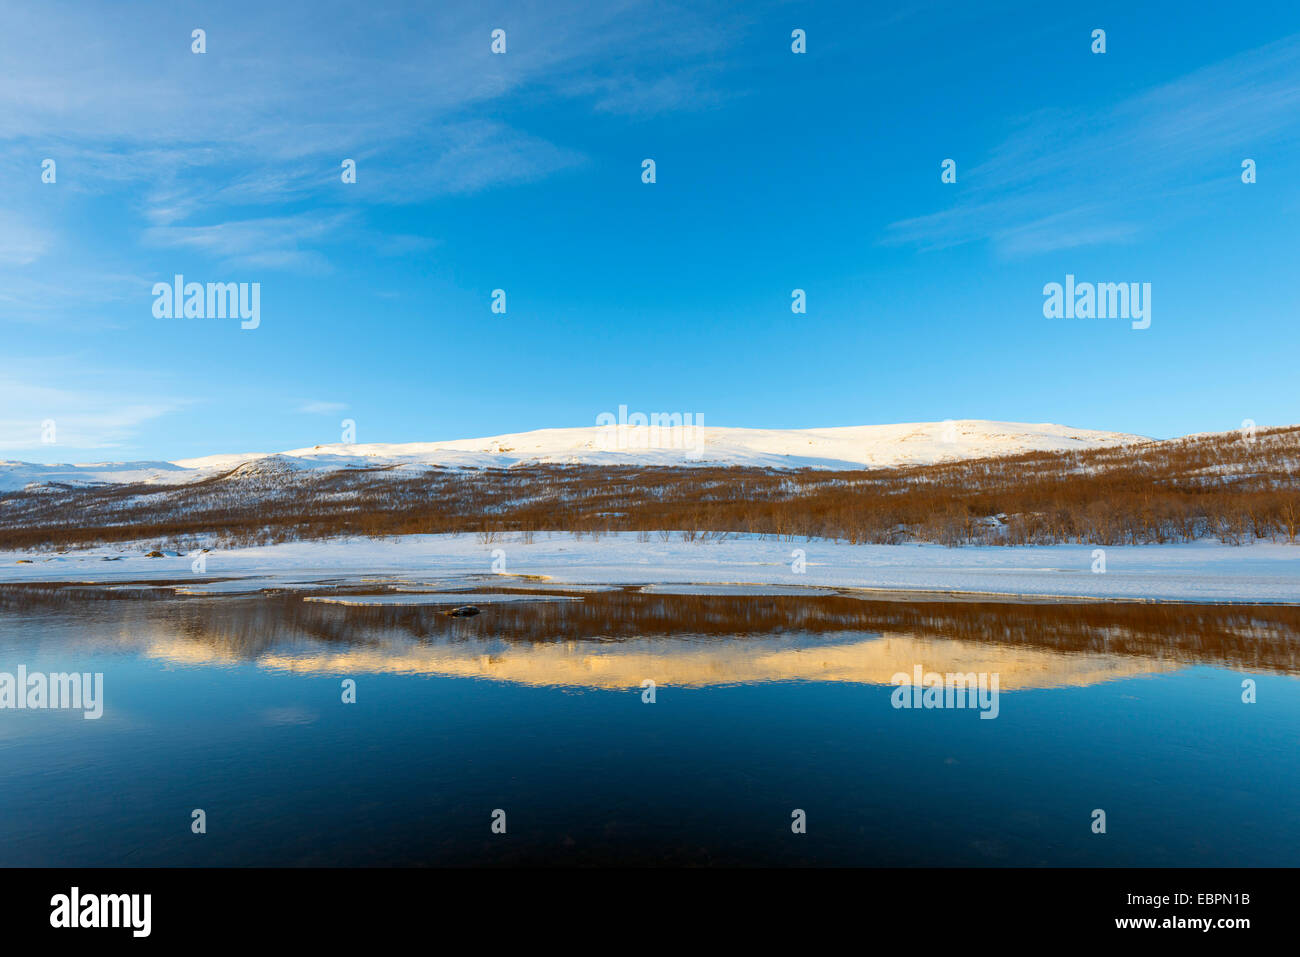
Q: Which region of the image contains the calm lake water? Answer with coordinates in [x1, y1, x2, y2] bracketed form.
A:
[2, 582, 1298, 866]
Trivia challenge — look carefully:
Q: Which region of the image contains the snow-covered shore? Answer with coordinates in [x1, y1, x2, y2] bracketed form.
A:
[2, 532, 1298, 604]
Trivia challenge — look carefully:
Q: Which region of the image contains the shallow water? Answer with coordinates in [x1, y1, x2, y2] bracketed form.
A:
[1, 583, 1298, 866]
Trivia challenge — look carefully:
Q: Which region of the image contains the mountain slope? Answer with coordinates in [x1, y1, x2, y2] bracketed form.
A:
[1, 424, 1295, 552]
[1, 419, 1146, 490]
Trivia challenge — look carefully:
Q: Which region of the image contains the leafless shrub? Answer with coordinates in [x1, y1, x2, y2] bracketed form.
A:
[2, 427, 1297, 550]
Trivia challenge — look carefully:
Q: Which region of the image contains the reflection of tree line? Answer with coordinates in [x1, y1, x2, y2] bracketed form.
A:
[4, 584, 1299, 676]
[3, 427, 1299, 550]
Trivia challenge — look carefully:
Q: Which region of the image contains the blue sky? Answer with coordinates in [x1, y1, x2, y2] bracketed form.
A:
[3, 0, 1299, 462]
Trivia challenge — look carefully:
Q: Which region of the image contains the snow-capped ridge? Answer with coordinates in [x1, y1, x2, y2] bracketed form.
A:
[1, 419, 1148, 490]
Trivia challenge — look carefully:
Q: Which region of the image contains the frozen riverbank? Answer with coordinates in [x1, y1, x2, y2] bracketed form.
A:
[3, 533, 1298, 603]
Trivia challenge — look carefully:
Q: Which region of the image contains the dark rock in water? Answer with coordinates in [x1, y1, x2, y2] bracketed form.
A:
[445, 605, 481, 618]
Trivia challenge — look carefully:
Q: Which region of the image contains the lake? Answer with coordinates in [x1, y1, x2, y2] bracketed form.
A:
[2, 582, 1298, 866]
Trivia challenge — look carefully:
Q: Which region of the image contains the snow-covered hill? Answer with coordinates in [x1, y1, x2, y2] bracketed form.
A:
[0, 420, 1147, 491]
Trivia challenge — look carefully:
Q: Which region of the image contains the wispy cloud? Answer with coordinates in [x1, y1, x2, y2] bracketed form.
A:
[884, 33, 1300, 257]
[0, 209, 52, 265]
[0, 270, 154, 324]
[0, 0, 754, 285]
[142, 212, 352, 271]
[0, 1, 743, 202]
[296, 400, 347, 415]
[0, 375, 187, 454]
